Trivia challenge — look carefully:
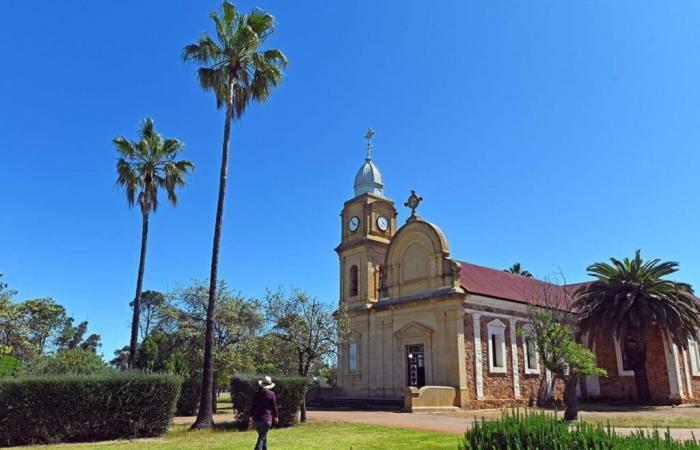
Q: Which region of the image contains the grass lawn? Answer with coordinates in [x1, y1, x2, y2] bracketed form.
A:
[20, 422, 459, 450]
[576, 413, 700, 429]
[451, 405, 700, 429]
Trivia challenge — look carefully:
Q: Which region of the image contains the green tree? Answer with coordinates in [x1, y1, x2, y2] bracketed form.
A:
[0, 276, 33, 359]
[27, 348, 107, 375]
[114, 118, 194, 369]
[0, 351, 21, 377]
[18, 297, 67, 355]
[131, 290, 170, 340]
[574, 250, 700, 403]
[54, 318, 102, 353]
[172, 280, 262, 412]
[250, 333, 297, 375]
[110, 345, 130, 370]
[525, 307, 606, 421]
[135, 331, 189, 375]
[183, 1, 287, 428]
[504, 263, 533, 278]
[265, 288, 348, 422]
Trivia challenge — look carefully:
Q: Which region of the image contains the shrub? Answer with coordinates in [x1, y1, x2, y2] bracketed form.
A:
[230, 373, 308, 429]
[176, 373, 201, 416]
[460, 410, 700, 450]
[0, 354, 20, 377]
[0, 372, 181, 446]
[26, 348, 109, 375]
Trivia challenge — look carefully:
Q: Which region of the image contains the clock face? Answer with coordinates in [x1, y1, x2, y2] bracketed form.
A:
[348, 216, 360, 232]
[377, 215, 389, 232]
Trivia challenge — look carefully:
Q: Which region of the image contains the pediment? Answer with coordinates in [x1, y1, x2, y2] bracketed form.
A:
[394, 321, 433, 339]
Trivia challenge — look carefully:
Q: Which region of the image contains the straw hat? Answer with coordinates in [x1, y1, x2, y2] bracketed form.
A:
[258, 375, 275, 389]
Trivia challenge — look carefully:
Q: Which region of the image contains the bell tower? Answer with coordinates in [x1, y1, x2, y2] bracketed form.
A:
[335, 129, 397, 308]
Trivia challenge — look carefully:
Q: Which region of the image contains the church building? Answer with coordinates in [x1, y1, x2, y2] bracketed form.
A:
[335, 130, 700, 410]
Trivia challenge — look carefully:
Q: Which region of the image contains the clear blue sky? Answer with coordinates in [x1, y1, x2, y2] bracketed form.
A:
[2, 1, 699, 358]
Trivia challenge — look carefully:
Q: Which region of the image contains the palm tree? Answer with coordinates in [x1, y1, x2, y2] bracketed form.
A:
[504, 262, 533, 278]
[574, 250, 700, 403]
[182, 1, 287, 429]
[114, 118, 194, 369]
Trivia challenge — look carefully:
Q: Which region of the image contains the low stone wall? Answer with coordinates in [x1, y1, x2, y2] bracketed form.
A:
[305, 386, 342, 404]
[403, 386, 461, 412]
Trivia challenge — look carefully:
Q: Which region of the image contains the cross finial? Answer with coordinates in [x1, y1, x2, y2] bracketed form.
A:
[364, 127, 375, 159]
[404, 190, 423, 219]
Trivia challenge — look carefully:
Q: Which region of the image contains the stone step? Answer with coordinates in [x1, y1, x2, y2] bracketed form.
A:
[308, 397, 403, 411]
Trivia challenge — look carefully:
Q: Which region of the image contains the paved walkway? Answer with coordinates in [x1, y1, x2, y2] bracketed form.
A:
[307, 409, 700, 441]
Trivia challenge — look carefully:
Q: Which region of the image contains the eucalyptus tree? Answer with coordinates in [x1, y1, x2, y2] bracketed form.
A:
[183, 1, 287, 428]
[265, 288, 348, 422]
[18, 297, 66, 354]
[114, 118, 193, 368]
[574, 250, 700, 403]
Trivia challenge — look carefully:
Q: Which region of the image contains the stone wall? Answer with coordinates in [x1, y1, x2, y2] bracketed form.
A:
[594, 325, 676, 404]
[463, 302, 565, 408]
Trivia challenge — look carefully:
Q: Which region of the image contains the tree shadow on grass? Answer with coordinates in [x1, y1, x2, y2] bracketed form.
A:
[212, 421, 242, 432]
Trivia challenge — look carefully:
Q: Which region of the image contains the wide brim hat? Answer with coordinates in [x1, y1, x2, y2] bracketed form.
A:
[258, 375, 275, 389]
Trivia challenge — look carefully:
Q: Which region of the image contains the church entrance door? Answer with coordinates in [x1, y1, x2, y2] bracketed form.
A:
[406, 344, 425, 387]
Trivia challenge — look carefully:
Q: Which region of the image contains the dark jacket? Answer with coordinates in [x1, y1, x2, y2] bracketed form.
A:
[249, 388, 279, 423]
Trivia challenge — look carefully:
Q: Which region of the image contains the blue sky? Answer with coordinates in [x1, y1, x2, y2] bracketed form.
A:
[2, 1, 699, 358]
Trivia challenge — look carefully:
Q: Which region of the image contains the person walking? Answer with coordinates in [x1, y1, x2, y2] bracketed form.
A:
[248, 376, 279, 450]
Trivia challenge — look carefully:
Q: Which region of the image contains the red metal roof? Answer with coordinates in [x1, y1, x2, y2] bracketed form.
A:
[458, 260, 584, 309]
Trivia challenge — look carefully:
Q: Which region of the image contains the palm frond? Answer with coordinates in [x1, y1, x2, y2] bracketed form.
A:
[113, 119, 193, 214]
[183, 3, 286, 115]
[574, 250, 700, 349]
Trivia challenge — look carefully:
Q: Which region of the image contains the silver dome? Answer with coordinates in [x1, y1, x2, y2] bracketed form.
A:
[353, 156, 384, 197]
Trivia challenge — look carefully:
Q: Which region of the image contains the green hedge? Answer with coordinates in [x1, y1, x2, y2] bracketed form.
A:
[460, 410, 700, 450]
[230, 374, 307, 429]
[176, 374, 201, 416]
[0, 372, 181, 447]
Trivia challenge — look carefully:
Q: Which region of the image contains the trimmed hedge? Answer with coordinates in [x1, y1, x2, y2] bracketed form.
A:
[0, 372, 181, 447]
[176, 374, 201, 416]
[231, 373, 308, 429]
[460, 410, 700, 450]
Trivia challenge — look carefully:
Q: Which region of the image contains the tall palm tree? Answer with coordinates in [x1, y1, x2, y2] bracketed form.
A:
[114, 118, 194, 368]
[574, 250, 700, 403]
[504, 262, 533, 278]
[182, 1, 286, 429]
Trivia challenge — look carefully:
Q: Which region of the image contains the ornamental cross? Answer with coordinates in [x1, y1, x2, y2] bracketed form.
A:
[364, 127, 375, 159]
[404, 190, 423, 218]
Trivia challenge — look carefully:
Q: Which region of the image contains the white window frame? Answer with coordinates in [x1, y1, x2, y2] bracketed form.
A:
[688, 338, 700, 377]
[348, 341, 359, 371]
[521, 327, 540, 375]
[614, 338, 634, 376]
[487, 319, 507, 374]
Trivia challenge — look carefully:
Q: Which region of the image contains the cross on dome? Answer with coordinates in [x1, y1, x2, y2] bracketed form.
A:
[364, 127, 375, 159]
[404, 190, 423, 219]
[353, 127, 384, 197]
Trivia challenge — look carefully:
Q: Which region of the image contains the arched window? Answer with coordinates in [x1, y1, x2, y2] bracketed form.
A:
[350, 265, 358, 296]
[487, 319, 507, 374]
[521, 325, 540, 374]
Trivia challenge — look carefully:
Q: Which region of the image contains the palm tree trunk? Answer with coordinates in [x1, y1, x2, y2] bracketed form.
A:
[626, 339, 651, 404]
[212, 375, 218, 414]
[127, 211, 149, 368]
[632, 353, 651, 404]
[192, 98, 233, 430]
[563, 375, 579, 421]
